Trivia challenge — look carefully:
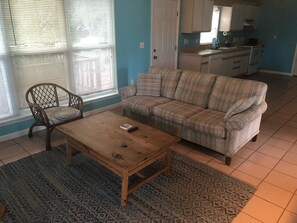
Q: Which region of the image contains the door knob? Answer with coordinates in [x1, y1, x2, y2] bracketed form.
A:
[153, 56, 158, 59]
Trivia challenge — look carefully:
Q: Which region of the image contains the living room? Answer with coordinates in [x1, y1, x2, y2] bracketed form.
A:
[1, 0, 297, 222]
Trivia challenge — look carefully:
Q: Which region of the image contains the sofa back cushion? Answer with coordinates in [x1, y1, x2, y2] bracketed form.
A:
[148, 66, 182, 99]
[208, 76, 268, 112]
[174, 70, 216, 107]
[136, 73, 161, 96]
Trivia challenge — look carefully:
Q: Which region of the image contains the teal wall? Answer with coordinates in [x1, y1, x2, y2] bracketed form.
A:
[0, 0, 151, 138]
[257, 0, 297, 73]
[115, 0, 151, 87]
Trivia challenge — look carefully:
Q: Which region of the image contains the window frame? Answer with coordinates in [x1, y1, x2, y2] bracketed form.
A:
[0, 0, 118, 123]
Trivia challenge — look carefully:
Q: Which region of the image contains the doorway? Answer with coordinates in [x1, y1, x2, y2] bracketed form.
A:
[151, 0, 180, 69]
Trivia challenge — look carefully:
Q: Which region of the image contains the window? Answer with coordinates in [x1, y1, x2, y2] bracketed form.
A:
[200, 6, 220, 44]
[0, 0, 116, 120]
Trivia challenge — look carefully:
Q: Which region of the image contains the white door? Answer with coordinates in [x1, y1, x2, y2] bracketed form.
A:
[151, 0, 179, 69]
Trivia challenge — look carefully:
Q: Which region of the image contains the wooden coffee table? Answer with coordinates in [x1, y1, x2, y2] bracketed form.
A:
[57, 111, 179, 206]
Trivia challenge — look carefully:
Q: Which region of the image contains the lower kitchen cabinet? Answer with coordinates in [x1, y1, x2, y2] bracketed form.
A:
[179, 48, 251, 76]
[221, 49, 250, 76]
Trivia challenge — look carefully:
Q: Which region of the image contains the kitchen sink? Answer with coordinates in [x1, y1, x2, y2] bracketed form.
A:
[200, 49, 222, 54]
[218, 46, 238, 50]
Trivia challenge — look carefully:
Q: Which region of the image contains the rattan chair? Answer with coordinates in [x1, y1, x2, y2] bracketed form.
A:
[26, 83, 83, 150]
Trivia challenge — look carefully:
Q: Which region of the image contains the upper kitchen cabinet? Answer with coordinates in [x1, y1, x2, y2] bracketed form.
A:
[181, 0, 214, 33]
[245, 5, 260, 29]
[219, 4, 259, 32]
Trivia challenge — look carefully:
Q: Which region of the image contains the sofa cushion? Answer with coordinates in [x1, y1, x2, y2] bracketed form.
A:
[224, 96, 256, 121]
[136, 73, 161, 96]
[174, 70, 216, 107]
[152, 100, 204, 125]
[208, 76, 268, 112]
[148, 67, 182, 99]
[184, 109, 226, 139]
[122, 96, 171, 116]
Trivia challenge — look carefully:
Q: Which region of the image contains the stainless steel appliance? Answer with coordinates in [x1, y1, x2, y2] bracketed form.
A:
[243, 45, 263, 75]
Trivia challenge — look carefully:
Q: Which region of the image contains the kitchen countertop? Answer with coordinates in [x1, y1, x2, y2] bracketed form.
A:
[180, 46, 251, 56]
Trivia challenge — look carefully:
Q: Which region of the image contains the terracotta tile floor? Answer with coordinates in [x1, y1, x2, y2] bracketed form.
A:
[1, 72, 297, 222]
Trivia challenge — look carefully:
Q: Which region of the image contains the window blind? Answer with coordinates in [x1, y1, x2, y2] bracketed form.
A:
[0, 0, 116, 117]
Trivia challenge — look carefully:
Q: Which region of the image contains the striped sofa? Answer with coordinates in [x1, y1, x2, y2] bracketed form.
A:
[119, 67, 268, 165]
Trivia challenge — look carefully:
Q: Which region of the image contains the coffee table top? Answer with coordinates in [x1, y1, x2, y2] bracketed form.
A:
[57, 111, 179, 171]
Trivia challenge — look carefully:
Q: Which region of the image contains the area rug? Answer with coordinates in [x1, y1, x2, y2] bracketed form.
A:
[0, 147, 255, 223]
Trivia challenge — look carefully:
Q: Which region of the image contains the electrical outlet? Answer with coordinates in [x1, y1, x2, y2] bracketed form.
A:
[130, 79, 134, 85]
[140, 42, 144, 48]
[184, 39, 188, 45]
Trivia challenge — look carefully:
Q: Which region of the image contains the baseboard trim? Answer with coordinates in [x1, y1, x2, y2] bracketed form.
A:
[84, 103, 121, 117]
[259, 69, 292, 76]
[0, 103, 122, 142]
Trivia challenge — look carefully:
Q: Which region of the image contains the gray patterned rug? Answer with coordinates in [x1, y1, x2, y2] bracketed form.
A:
[0, 147, 255, 223]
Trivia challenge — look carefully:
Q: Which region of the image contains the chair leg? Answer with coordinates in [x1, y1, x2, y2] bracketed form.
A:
[45, 128, 52, 150]
[225, 156, 232, 166]
[251, 135, 258, 142]
[28, 123, 37, 138]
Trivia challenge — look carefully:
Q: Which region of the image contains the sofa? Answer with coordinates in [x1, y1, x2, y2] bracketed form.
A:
[119, 67, 268, 165]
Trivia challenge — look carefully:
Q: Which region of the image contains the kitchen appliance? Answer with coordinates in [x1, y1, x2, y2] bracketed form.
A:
[242, 45, 263, 75]
[246, 38, 258, 46]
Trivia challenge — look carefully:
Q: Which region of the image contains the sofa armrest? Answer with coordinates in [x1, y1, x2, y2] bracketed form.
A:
[119, 85, 136, 99]
[226, 102, 267, 131]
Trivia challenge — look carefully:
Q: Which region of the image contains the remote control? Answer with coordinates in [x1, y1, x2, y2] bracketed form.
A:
[127, 126, 138, 133]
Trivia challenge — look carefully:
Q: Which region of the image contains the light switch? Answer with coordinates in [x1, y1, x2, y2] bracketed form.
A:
[140, 42, 144, 48]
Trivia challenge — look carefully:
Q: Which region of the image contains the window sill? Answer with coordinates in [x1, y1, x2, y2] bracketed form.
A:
[0, 91, 119, 128]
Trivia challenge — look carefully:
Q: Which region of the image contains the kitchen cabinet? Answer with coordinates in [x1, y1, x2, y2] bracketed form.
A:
[201, 56, 210, 73]
[209, 54, 223, 74]
[181, 0, 214, 33]
[219, 4, 259, 31]
[244, 5, 260, 29]
[179, 48, 250, 76]
[179, 53, 203, 71]
[221, 49, 250, 76]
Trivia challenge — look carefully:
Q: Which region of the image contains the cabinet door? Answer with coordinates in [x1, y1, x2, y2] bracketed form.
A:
[219, 6, 232, 31]
[240, 55, 249, 74]
[230, 4, 245, 30]
[181, 0, 195, 33]
[201, 62, 209, 73]
[179, 54, 202, 71]
[221, 58, 234, 76]
[192, 0, 204, 32]
[232, 58, 241, 76]
[202, 0, 214, 31]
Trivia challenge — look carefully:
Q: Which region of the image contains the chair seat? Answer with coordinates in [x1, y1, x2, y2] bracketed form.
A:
[45, 106, 81, 125]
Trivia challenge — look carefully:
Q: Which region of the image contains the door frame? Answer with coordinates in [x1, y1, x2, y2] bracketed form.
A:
[150, 0, 180, 69]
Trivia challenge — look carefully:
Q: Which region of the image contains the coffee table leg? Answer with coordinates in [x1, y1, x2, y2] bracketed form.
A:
[66, 142, 73, 166]
[121, 171, 129, 206]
